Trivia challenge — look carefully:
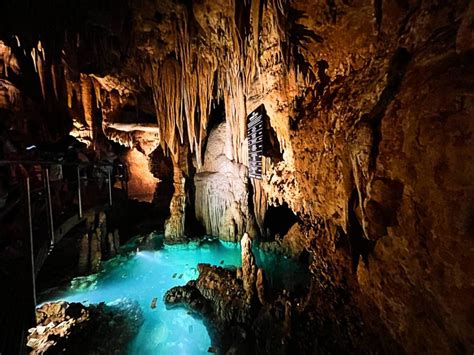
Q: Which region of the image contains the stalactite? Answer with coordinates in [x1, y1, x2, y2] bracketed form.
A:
[51, 63, 59, 100]
[245, 0, 262, 91]
[151, 58, 183, 158]
[30, 48, 37, 73]
[177, 12, 195, 150]
[0, 41, 15, 78]
[195, 55, 217, 167]
[92, 78, 103, 108]
[144, 0, 293, 169]
[80, 74, 94, 132]
[62, 60, 74, 109]
[36, 41, 47, 100]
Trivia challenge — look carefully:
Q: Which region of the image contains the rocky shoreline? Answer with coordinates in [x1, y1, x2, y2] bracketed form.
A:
[164, 234, 308, 354]
[27, 299, 143, 354]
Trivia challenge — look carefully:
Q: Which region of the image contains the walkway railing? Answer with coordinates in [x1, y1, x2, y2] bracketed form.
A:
[0, 159, 128, 355]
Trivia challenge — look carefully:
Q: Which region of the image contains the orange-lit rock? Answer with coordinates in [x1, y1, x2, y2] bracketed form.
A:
[123, 148, 159, 203]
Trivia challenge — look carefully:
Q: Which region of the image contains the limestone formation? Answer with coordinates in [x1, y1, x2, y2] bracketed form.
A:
[77, 211, 119, 275]
[107, 232, 115, 257]
[195, 122, 254, 242]
[113, 229, 120, 254]
[256, 268, 266, 306]
[27, 300, 143, 354]
[98, 211, 107, 253]
[90, 231, 101, 273]
[164, 166, 186, 243]
[77, 234, 90, 275]
[240, 233, 257, 302]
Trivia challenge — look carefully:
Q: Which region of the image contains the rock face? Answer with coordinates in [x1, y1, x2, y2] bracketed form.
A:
[164, 235, 387, 354]
[194, 122, 254, 242]
[259, 223, 307, 259]
[77, 210, 120, 275]
[165, 264, 253, 353]
[124, 148, 160, 203]
[27, 300, 143, 354]
[164, 166, 186, 242]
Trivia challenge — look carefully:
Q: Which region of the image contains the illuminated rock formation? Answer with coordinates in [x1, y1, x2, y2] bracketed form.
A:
[164, 165, 186, 243]
[240, 232, 257, 301]
[27, 300, 143, 354]
[123, 148, 159, 203]
[195, 122, 257, 241]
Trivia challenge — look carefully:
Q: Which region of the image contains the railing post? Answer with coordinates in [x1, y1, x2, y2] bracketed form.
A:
[77, 166, 83, 218]
[45, 167, 55, 249]
[26, 177, 37, 309]
[108, 168, 113, 206]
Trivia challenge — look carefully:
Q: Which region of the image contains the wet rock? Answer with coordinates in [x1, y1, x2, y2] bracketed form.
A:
[27, 300, 143, 354]
[90, 231, 101, 273]
[78, 233, 89, 275]
[259, 223, 307, 258]
[256, 268, 266, 306]
[241, 233, 257, 302]
[107, 232, 116, 257]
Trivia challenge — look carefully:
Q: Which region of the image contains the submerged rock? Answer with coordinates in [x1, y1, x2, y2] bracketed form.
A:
[27, 299, 143, 354]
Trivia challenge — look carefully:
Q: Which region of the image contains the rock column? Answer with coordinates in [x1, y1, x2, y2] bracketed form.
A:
[241, 232, 257, 302]
[164, 166, 186, 242]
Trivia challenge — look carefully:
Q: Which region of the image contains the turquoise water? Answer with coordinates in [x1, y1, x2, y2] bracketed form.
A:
[40, 235, 309, 354]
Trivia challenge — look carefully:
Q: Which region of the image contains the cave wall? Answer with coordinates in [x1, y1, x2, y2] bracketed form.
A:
[0, 0, 473, 352]
[283, 1, 473, 352]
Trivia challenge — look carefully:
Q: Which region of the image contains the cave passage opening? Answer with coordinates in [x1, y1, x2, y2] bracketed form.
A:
[263, 202, 298, 240]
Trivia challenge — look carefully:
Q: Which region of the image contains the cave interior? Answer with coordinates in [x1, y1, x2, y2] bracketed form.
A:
[0, 0, 473, 354]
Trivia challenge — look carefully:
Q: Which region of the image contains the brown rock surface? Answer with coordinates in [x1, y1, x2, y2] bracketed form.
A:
[27, 300, 143, 354]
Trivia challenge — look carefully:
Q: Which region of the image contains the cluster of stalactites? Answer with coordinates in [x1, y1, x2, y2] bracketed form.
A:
[0, 39, 21, 79]
[149, 0, 288, 169]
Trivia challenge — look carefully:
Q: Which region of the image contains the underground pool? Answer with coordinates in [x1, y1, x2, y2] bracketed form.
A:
[39, 234, 309, 354]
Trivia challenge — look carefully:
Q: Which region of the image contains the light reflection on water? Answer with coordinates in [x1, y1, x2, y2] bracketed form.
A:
[40, 235, 308, 354]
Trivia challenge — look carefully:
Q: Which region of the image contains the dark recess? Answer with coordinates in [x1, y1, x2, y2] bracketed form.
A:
[263, 202, 298, 240]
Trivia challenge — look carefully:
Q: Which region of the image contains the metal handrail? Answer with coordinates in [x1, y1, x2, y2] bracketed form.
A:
[0, 159, 117, 167]
[0, 158, 128, 313]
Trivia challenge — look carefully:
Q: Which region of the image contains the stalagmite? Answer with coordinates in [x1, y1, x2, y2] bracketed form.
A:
[90, 232, 101, 273]
[107, 233, 115, 257]
[164, 152, 187, 242]
[256, 268, 266, 305]
[194, 122, 252, 241]
[113, 229, 120, 254]
[98, 211, 107, 254]
[78, 234, 90, 275]
[241, 232, 257, 302]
